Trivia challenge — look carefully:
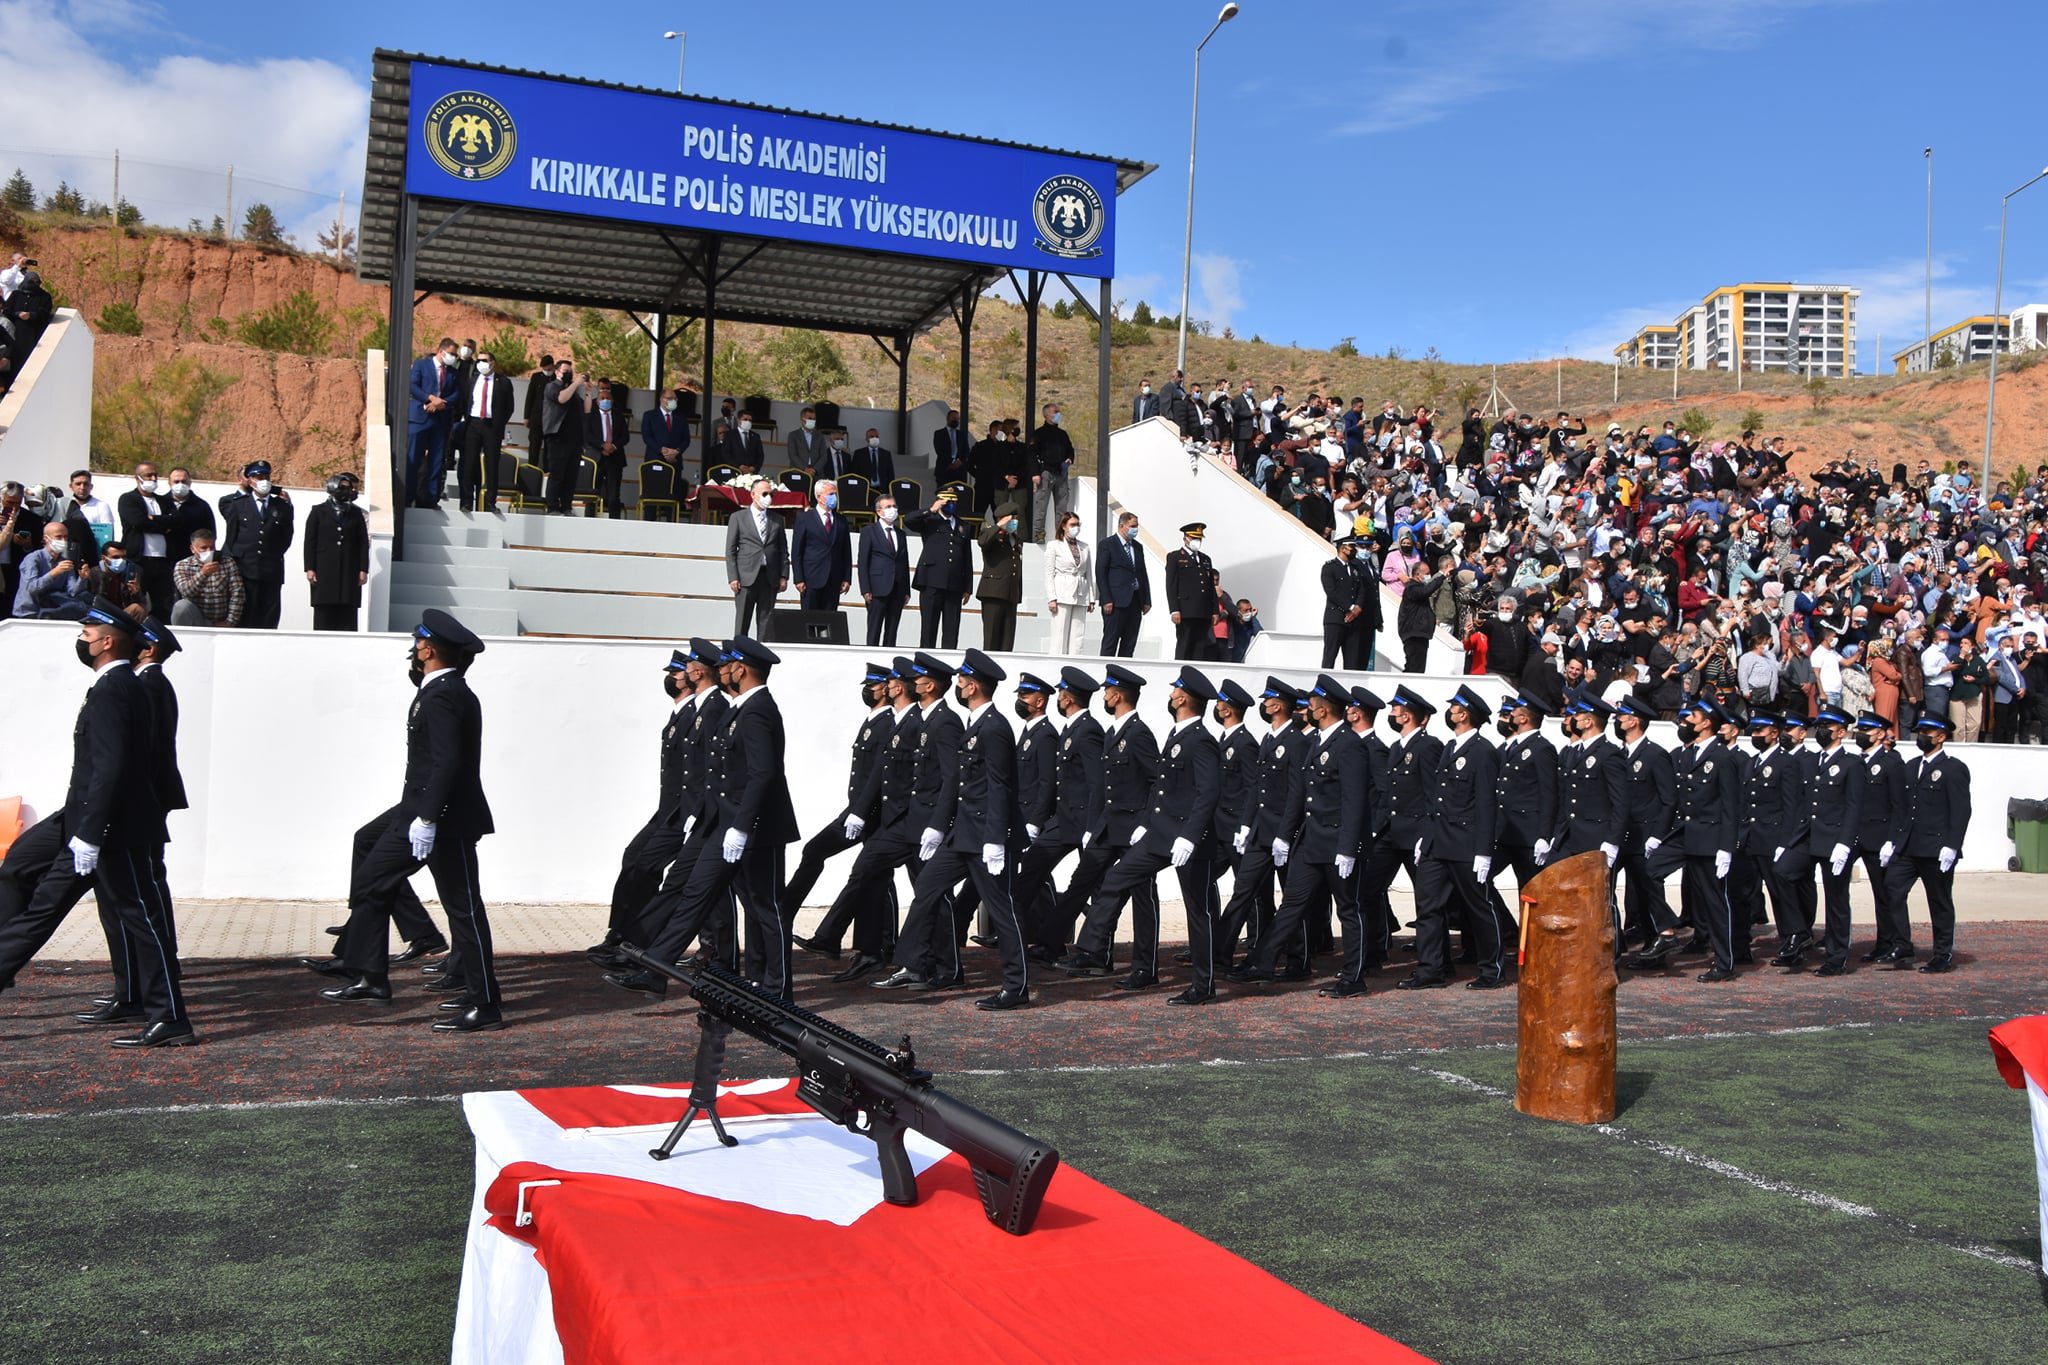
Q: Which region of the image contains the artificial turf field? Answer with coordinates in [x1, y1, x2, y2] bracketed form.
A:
[2, 938, 2044, 1363]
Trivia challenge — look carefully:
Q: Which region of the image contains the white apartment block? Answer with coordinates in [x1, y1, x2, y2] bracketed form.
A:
[1616, 284, 1860, 378]
[1892, 316, 2012, 373]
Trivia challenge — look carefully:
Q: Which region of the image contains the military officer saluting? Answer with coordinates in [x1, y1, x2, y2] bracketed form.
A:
[1163, 522, 1220, 661]
[1852, 712, 1911, 963]
[1403, 683, 1504, 990]
[1798, 706, 1866, 976]
[1881, 714, 1971, 973]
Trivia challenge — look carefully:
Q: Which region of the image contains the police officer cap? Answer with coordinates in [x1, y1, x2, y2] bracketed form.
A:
[1218, 678, 1255, 711]
[863, 660, 894, 683]
[665, 649, 690, 672]
[1571, 694, 1614, 720]
[243, 459, 272, 479]
[1815, 705, 1854, 728]
[1615, 695, 1658, 723]
[1855, 710, 1893, 731]
[957, 648, 1007, 684]
[1101, 663, 1146, 693]
[1016, 671, 1054, 694]
[1447, 683, 1492, 721]
[1699, 699, 1737, 728]
[1783, 712, 1810, 729]
[1057, 665, 1100, 694]
[1170, 666, 1218, 701]
[911, 651, 956, 681]
[687, 637, 722, 665]
[727, 636, 781, 673]
[892, 655, 918, 680]
[1180, 522, 1207, 539]
[1746, 711, 1781, 729]
[1507, 693, 1551, 718]
[1913, 713, 1954, 734]
[1388, 685, 1435, 716]
[415, 608, 484, 654]
[1348, 685, 1385, 712]
[1309, 673, 1348, 703]
[1260, 675, 1299, 706]
[138, 616, 181, 655]
[81, 597, 142, 635]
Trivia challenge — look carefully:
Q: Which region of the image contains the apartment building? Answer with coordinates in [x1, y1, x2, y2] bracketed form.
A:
[1614, 284, 1860, 377]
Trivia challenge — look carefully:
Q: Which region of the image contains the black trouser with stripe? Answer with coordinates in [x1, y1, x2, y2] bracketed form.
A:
[1682, 854, 1736, 974]
[823, 821, 916, 957]
[643, 833, 789, 1000]
[896, 846, 1025, 992]
[607, 814, 688, 942]
[334, 810, 441, 960]
[1621, 833, 1679, 942]
[1017, 836, 1077, 952]
[1220, 840, 1298, 967]
[1078, 841, 1213, 985]
[1857, 845, 1903, 953]
[1253, 857, 1363, 984]
[1055, 839, 1156, 962]
[779, 810, 865, 933]
[0, 815, 106, 985]
[340, 805, 498, 1006]
[100, 841, 179, 1006]
[1882, 855, 1957, 957]
[1358, 833, 1418, 966]
[1411, 855, 1502, 983]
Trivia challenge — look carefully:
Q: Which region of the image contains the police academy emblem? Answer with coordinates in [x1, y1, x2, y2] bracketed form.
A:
[1032, 175, 1105, 260]
[425, 90, 517, 181]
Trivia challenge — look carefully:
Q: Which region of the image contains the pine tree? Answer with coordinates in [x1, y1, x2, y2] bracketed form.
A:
[242, 202, 285, 246]
[42, 180, 85, 215]
[1, 168, 34, 212]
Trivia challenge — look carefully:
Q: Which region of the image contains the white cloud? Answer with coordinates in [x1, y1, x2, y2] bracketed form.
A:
[1192, 251, 1244, 331]
[0, 1, 366, 243]
[1544, 297, 1697, 363]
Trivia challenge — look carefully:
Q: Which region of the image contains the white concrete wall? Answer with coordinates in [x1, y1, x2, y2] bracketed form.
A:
[0, 309, 94, 473]
[1, 620, 2040, 910]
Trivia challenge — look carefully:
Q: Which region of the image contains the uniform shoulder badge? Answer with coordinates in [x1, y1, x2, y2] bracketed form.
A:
[1932, 770, 1943, 782]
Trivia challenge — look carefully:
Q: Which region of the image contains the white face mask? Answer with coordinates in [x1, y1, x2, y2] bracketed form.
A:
[754, 491, 772, 508]
[458, 345, 472, 359]
[196, 549, 214, 563]
[879, 506, 899, 525]
[1141, 384, 1151, 394]
[738, 421, 752, 434]
[867, 437, 879, 449]
[832, 439, 845, 451]
[252, 479, 272, 496]
[476, 360, 492, 374]
[993, 431, 1007, 443]
[169, 482, 190, 500]
[139, 478, 161, 496]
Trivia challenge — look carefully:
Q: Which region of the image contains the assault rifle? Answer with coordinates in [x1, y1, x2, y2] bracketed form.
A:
[614, 945, 1060, 1236]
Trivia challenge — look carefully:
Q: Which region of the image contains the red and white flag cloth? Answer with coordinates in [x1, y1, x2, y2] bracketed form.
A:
[1989, 1016, 2048, 1265]
[452, 1079, 1430, 1365]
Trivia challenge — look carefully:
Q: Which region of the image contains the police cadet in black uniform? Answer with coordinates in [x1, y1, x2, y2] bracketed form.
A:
[1071, 667, 1222, 1000]
[322, 609, 501, 1032]
[1404, 684, 1503, 989]
[0, 599, 191, 1046]
[1853, 712, 1911, 964]
[783, 662, 897, 942]
[1192, 678, 1258, 973]
[1231, 675, 1370, 995]
[1218, 678, 1303, 971]
[1671, 699, 1742, 981]
[1881, 714, 1971, 973]
[1736, 714, 1801, 963]
[219, 459, 294, 630]
[1795, 706, 1865, 976]
[1008, 671, 1059, 946]
[1321, 536, 1374, 670]
[868, 653, 965, 988]
[1359, 686, 1439, 971]
[1716, 705, 1763, 948]
[588, 648, 701, 970]
[1020, 667, 1103, 962]
[1342, 685, 1397, 969]
[1489, 692, 1556, 948]
[1164, 522, 1220, 661]
[1551, 694, 1628, 866]
[1051, 664, 1159, 969]
[810, 658, 920, 979]
[1612, 696, 1682, 963]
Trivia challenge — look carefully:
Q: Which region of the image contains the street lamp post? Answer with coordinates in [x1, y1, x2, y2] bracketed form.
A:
[1981, 166, 2048, 492]
[1176, 2, 1239, 375]
[662, 30, 686, 93]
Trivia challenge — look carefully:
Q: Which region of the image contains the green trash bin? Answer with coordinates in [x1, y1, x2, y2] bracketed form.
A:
[2008, 799, 2048, 873]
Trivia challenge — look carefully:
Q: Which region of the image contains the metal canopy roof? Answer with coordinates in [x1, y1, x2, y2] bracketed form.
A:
[358, 51, 1152, 339]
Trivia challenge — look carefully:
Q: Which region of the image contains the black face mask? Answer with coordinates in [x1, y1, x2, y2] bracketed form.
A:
[76, 637, 97, 669]
[1915, 733, 1938, 754]
[664, 674, 684, 700]
[1385, 713, 1405, 733]
[407, 646, 425, 688]
[1013, 698, 1032, 721]
[953, 684, 970, 708]
[1495, 717, 1516, 738]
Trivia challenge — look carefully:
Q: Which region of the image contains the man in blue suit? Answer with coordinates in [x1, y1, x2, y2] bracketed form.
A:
[406, 337, 461, 510]
[857, 495, 912, 647]
[790, 480, 851, 615]
[1096, 510, 1151, 657]
[641, 388, 692, 469]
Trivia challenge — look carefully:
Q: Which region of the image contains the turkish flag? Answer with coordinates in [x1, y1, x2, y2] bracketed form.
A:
[1989, 1016, 2048, 1262]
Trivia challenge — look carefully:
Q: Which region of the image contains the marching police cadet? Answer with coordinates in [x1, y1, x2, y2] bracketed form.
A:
[1736, 715, 1801, 964]
[1192, 678, 1259, 973]
[1488, 693, 1555, 950]
[1020, 667, 1104, 961]
[1402, 683, 1504, 990]
[1716, 706, 1764, 945]
[807, 658, 921, 979]
[1880, 714, 1971, 973]
[1551, 694, 1628, 866]
[1164, 522, 1220, 661]
[0, 599, 191, 1046]
[588, 649, 699, 970]
[1853, 712, 1911, 964]
[1217, 677, 1308, 974]
[323, 609, 501, 1032]
[1358, 686, 1440, 971]
[1613, 696, 1683, 963]
[1343, 685, 1395, 967]
[884, 650, 1030, 1009]
[782, 662, 898, 941]
[1050, 664, 1160, 972]
[1071, 668, 1222, 1000]
[1005, 671, 1060, 943]
[867, 653, 966, 989]
[1671, 699, 1742, 981]
[617, 638, 800, 999]
[1796, 706, 1866, 976]
[1231, 675, 1370, 995]
[1776, 713, 1821, 952]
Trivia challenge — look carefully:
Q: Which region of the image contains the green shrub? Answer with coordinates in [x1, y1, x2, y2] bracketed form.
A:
[95, 301, 143, 336]
[233, 290, 335, 355]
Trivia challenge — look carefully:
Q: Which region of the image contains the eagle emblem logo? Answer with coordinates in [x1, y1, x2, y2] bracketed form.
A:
[424, 90, 517, 181]
[1031, 174, 1106, 260]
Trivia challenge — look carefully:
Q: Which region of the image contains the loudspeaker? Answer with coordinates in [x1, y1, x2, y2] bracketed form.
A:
[765, 609, 850, 646]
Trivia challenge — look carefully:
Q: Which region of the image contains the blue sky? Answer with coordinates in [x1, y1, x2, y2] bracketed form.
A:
[7, 0, 2047, 371]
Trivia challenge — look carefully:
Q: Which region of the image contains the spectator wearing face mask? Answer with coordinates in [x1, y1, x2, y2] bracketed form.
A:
[719, 406, 767, 474]
[0, 480, 43, 607]
[1030, 403, 1074, 546]
[219, 460, 294, 629]
[116, 461, 177, 618]
[458, 348, 515, 513]
[161, 467, 215, 553]
[12, 522, 92, 619]
[854, 428, 895, 488]
[724, 476, 789, 637]
[857, 496, 912, 647]
[641, 387, 693, 472]
[97, 540, 146, 614]
[170, 529, 244, 627]
[306, 475, 372, 631]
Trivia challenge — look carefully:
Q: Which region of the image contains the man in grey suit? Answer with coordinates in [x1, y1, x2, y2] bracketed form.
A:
[786, 406, 830, 473]
[724, 476, 789, 636]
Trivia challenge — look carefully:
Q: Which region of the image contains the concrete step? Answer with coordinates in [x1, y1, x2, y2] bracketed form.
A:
[395, 542, 514, 568]
[386, 583, 523, 613]
[389, 559, 511, 591]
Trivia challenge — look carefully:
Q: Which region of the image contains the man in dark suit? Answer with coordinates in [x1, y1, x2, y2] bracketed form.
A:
[723, 477, 788, 637]
[406, 337, 462, 509]
[857, 496, 912, 647]
[640, 388, 692, 471]
[1320, 536, 1372, 669]
[220, 460, 294, 630]
[1132, 378, 1160, 424]
[719, 412, 767, 473]
[1881, 714, 1971, 973]
[970, 421, 1018, 518]
[1402, 684, 1504, 990]
[789, 480, 851, 614]
[1096, 511, 1151, 657]
[1158, 370, 1190, 437]
[932, 409, 971, 486]
[116, 461, 177, 618]
[522, 353, 555, 451]
[162, 469, 215, 561]
[540, 359, 586, 514]
[854, 428, 896, 487]
[787, 406, 830, 473]
[303, 474, 371, 632]
[902, 493, 974, 648]
[584, 379, 630, 518]
[322, 610, 503, 1032]
[457, 347, 515, 513]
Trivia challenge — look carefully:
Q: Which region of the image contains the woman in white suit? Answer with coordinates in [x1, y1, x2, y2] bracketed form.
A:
[1042, 510, 1094, 653]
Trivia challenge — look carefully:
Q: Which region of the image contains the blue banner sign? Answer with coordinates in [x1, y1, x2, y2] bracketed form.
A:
[404, 61, 1118, 278]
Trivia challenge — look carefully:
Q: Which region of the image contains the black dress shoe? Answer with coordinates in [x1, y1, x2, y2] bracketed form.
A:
[793, 935, 842, 961]
[829, 953, 887, 983]
[1167, 984, 1216, 1005]
[1682, 934, 1710, 954]
[1113, 972, 1160, 990]
[1275, 963, 1313, 982]
[1860, 943, 1894, 963]
[1917, 952, 1956, 974]
[587, 949, 630, 971]
[1697, 967, 1735, 983]
[968, 933, 998, 948]
[1173, 950, 1195, 965]
[1225, 965, 1273, 983]
[1395, 975, 1450, 990]
[299, 955, 353, 977]
[1882, 948, 1919, 969]
[425, 973, 469, 993]
[1025, 945, 1062, 965]
[975, 988, 1032, 1011]
[1637, 932, 1683, 963]
[324, 924, 344, 937]
[913, 971, 964, 991]
[432, 1004, 506, 1033]
[437, 998, 473, 1011]
[322, 974, 393, 1002]
[1054, 952, 1113, 976]
[90, 995, 118, 1009]
[1317, 978, 1367, 998]
[871, 967, 930, 990]
[75, 1001, 145, 1024]
[1815, 961, 1849, 977]
[1465, 976, 1510, 990]
[602, 970, 667, 997]
[111, 1020, 198, 1048]
[391, 937, 450, 964]
[583, 938, 621, 957]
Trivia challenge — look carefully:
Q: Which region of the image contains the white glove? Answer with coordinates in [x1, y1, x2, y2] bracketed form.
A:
[1025, 822, 1041, 842]
[1534, 838, 1552, 866]
[1879, 840, 1895, 867]
[1335, 853, 1356, 879]
[983, 843, 1005, 875]
[67, 835, 98, 876]
[1170, 837, 1194, 869]
[683, 815, 698, 838]
[843, 814, 865, 840]
[1714, 850, 1731, 879]
[1082, 831, 1094, 850]
[1600, 842, 1619, 869]
[1474, 856, 1492, 882]
[1414, 839, 1424, 863]
[1233, 825, 1249, 854]
[918, 827, 943, 861]
[1829, 843, 1850, 876]
[722, 828, 748, 863]
[1130, 825, 1147, 846]
[1773, 846, 1785, 862]
[408, 818, 436, 860]
[1644, 837, 1662, 856]
[1938, 846, 1957, 873]
[1272, 837, 1291, 868]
